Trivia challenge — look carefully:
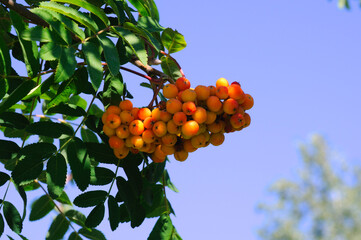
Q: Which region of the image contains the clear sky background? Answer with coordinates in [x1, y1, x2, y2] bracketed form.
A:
[2, 0, 361, 239]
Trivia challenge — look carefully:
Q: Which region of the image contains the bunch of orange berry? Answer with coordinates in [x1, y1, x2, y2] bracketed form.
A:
[101, 77, 253, 163]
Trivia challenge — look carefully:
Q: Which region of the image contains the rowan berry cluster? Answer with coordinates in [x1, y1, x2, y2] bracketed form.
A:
[102, 77, 253, 163]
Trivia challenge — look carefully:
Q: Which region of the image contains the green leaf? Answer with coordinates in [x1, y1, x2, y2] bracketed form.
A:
[47, 154, 67, 198]
[65, 210, 86, 227]
[0, 78, 8, 101]
[116, 176, 145, 228]
[128, 0, 150, 17]
[21, 26, 65, 44]
[65, 138, 90, 191]
[14, 185, 27, 222]
[3, 201, 22, 234]
[138, 16, 164, 32]
[143, 162, 166, 184]
[39, 2, 98, 33]
[39, 43, 62, 61]
[46, 214, 69, 240]
[160, 56, 182, 80]
[11, 157, 44, 186]
[73, 190, 107, 208]
[82, 41, 103, 90]
[46, 103, 86, 117]
[19, 142, 57, 160]
[148, 214, 182, 240]
[0, 140, 20, 160]
[9, 11, 39, 77]
[161, 170, 178, 193]
[52, 0, 109, 26]
[90, 167, 114, 186]
[102, 74, 124, 107]
[22, 74, 55, 101]
[111, 27, 148, 65]
[147, 0, 159, 22]
[55, 191, 72, 205]
[29, 195, 55, 221]
[143, 185, 169, 218]
[106, 0, 126, 24]
[0, 213, 4, 238]
[73, 67, 95, 95]
[55, 47, 77, 83]
[78, 228, 106, 240]
[30, 8, 72, 45]
[68, 232, 83, 240]
[26, 121, 73, 138]
[97, 34, 120, 76]
[161, 28, 187, 54]
[33, 7, 85, 40]
[84, 203, 105, 228]
[108, 195, 119, 231]
[0, 172, 10, 187]
[81, 128, 98, 143]
[0, 31, 11, 76]
[0, 80, 35, 114]
[85, 143, 118, 164]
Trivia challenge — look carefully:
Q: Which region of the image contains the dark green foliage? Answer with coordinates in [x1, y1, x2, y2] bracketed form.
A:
[3, 201, 22, 234]
[29, 195, 54, 221]
[46, 214, 69, 240]
[46, 154, 67, 198]
[73, 190, 107, 208]
[85, 203, 105, 228]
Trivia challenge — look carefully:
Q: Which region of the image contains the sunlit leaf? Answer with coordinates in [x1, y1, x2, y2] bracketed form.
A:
[161, 28, 187, 54]
[82, 41, 103, 90]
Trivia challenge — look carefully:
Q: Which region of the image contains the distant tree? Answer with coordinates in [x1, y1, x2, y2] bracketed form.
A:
[258, 135, 361, 240]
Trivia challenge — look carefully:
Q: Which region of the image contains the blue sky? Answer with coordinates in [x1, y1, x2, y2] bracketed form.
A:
[2, 0, 361, 239]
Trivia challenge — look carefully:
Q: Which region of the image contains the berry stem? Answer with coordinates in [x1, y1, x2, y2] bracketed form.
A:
[160, 50, 185, 78]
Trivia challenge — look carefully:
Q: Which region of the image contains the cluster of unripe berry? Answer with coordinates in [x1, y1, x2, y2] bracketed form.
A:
[101, 77, 253, 163]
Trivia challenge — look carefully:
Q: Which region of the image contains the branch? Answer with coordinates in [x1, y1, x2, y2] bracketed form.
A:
[131, 57, 174, 84]
[0, 0, 49, 27]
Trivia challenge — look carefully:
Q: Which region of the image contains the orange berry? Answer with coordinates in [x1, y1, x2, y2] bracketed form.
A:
[173, 112, 187, 126]
[192, 107, 207, 124]
[130, 107, 139, 120]
[153, 121, 167, 137]
[159, 110, 172, 122]
[129, 120, 145, 136]
[119, 111, 134, 125]
[210, 132, 225, 146]
[125, 136, 133, 148]
[223, 98, 239, 115]
[216, 86, 229, 99]
[154, 145, 167, 159]
[181, 120, 199, 138]
[142, 129, 156, 143]
[115, 125, 130, 139]
[102, 112, 109, 125]
[103, 124, 115, 137]
[174, 150, 188, 162]
[205, 111, 217, 124]
[143, 116, 156, 129]
[151, 108, 162, 121]
[208, 85, 217, 96]
[207, 120, 225, 133]
[119, 100, 133, 111]
[228, 84, 244, 100]
[130, 135, 144, 149]
[161, 133, 177, 146]
[151, 154, 166, 163]
[191, 134, 207, 148]
[216, 77, 229, 88]
[163, 84, 179, 99]
[108, 136, 125, 149]
[167, 120, 181, 135]
[175, 77, 191, 91]
[182, 139, 197, 153]
[206, 96, 222, 112]
[166, 98, 182, 114]
[241, 94, 254, 110]
[182, 101, 197, 115]
[113, 147, 129, 159]
[161, 145, 176, 155]
[138, 107, 152, 120]
[243, 113, 251, 128]
[105, 114, 121, 129]
[106, 105, 121, 115]
[195, 85, 210, 101]
[230, 113, 245, 129]
[181, 89, 197, 102]
[236, 106, 245, 115]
